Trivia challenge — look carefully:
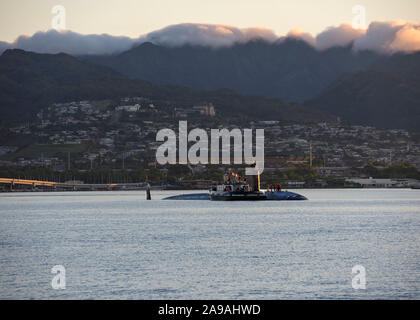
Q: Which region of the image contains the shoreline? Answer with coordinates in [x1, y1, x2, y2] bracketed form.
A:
[2, 186, 419, 194]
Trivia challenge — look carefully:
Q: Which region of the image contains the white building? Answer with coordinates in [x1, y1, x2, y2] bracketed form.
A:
[116, 104, 141, 112]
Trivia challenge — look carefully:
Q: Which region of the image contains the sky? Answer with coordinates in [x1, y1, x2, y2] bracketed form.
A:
[1, 0, 419, 42]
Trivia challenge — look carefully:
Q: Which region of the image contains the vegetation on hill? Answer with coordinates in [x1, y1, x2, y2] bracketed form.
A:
[85, 39, 378, 102]
[306, 52, 420, 132]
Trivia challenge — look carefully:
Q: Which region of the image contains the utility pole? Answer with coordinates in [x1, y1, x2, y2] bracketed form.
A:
[122, 152, 125, 170]
[67, 152, 70, 171]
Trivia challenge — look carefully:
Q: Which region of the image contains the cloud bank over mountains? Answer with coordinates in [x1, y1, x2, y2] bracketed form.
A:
[140, 23, 278, 48]
[5, 30, 135, 55]
[1, 21, 419, 55]
[353, 21, 420, 53]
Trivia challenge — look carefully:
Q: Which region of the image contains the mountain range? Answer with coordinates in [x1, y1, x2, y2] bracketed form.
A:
[84, 39, 378, 103]
[0, 48, 330, 125]
[306, 52, 420, 132]
[1, 39, 420, 132]
[83, 39, 420, 132]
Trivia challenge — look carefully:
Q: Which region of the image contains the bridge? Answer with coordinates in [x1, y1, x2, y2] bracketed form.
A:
[0, 178, 147, 191]
[0, 178, 57, 188]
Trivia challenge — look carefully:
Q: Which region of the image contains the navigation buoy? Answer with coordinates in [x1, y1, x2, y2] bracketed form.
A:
[146, 183, 151, 200]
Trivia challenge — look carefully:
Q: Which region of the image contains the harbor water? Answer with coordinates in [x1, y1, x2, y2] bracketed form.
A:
[0, 189, 419, 299]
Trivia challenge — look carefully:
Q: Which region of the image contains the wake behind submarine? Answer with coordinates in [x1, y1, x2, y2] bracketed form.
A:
[163, 167, 307, 201]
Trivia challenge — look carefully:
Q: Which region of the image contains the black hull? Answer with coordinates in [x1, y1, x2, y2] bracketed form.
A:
[163, 193, 210, 200]
[210, 190, 308, 201]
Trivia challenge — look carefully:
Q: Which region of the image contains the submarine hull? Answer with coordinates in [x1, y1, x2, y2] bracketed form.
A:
[162, 191, 308, 201]
[265, 191, 307, 200]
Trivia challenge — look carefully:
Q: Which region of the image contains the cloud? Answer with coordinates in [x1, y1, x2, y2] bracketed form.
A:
[315, 23, 364, 50]
[390, 24, 420, 53]
[353, 21, 420, 53]
[4, 29, 136, 55]
[1, 21, 420, 55]
[353, 21, 404, 53]
[140, 23, 277, 47]
[0, 41, 10, 53]
[284, 28, 316, 47]
[140, 21, 420, 53]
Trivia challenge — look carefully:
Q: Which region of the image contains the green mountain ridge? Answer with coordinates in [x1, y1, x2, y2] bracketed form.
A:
[0, 49, 332, 125]
[306, 52, 420, 132]
[84, 39, 378, 103]
[2, 46, 419, 132]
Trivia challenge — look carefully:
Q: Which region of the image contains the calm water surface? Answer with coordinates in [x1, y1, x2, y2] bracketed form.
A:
[0, 189, 419, 299]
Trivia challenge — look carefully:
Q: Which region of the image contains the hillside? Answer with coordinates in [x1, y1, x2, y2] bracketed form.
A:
[0, 49, 158, 123]
[0, 49, 332, 125]
[306, 52, 420, 132]
[84, 39, 378, 102]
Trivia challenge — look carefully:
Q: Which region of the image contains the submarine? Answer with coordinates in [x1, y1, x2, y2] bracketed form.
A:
[163, 166, 307, 201]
